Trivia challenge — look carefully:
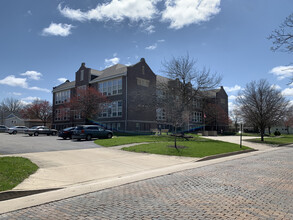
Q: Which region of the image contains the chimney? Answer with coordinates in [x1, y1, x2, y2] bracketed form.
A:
[81, 62, 85, 67]
[140, 58, 145, 63]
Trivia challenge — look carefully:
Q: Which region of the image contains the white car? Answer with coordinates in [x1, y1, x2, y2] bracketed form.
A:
[8, 126, 29, 134]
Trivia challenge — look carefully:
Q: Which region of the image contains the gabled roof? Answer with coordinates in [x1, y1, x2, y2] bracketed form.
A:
[53, 80, 75, 92]
[90, 64, 127, 83]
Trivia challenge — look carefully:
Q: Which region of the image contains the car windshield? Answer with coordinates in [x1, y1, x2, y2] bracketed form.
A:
[64, 127, 74, 131]
[75, 126, 84, 130]
[30, 126, 39, 129]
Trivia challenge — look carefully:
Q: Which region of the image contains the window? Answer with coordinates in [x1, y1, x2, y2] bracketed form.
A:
[98, 78, 122, 96]
[136, 123, 140, 131]
[99, 100, 122, 118]
[137, 77, 149, 87]
[80, 70, 84, 81]
[193, 98, 202, 108]
[192, 112, 202, 123]
[156, 108, 166, 120]
[55, 90, 70, 105]
[55, 108, 70, 121]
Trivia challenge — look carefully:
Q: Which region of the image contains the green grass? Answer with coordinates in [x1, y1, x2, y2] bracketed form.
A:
[95, 135, 186, 147]
[122, 140, 250, 158]
[248, 134, 293, 145]
[0, 157, 38, 192]
[94, 134, 250, 158]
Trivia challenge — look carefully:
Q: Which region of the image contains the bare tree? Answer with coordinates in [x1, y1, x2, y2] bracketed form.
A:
[237, 79, 289, 141]
[268, 13, 293, 84]
[158, 54, 222, 148]
[1, 97, 23, 113]
[268, 13, 293, 53]
[21, 100, 52, 125]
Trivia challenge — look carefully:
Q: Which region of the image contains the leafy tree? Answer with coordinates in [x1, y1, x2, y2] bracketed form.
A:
[0, 97, 23, 124]
[68, 87, 108, 123]
[21, 100, 52, 125]
[237, 79, 289, 141]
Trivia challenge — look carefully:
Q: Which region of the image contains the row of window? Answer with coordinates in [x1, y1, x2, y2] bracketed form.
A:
[98, 78, 122, 96]
[100, 101, 123, 118]
[55, 90, 70, 105]
[55, 109, 82, 121]
[156, 109, 202, 123]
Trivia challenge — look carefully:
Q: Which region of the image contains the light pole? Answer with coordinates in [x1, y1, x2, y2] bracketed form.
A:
[240, 123, 243, 148]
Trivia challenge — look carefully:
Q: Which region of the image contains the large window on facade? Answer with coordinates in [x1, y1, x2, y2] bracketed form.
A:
[193, 98, 202, 108]
[55, 90, 70, 105]
[100, 100, 122, 118]
[191, 112, 202, 123]
[156, 108, 166, 120]
[98, 78, 122, 96]
[55, 108, 70, 121]
[80, 70, 84, 81]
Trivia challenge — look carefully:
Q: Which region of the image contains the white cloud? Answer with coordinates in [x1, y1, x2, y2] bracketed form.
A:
[161, 0, 221, 29]
[42, 23, 74, 37]
[20, 71, 42, 80]
[229, 95, 238, 100]
[105, 57, 120, 67]
[58, 0, 158, 22]
[21, 96, 40, 105]
[58, 78, 68, 83]
[282, 88, 293, 97]
[228, 101, 237, 112]
[28, 87, 51, 93]
[269, 65, 293, 80]
[145, 43, 157, 50]
[0, 75, 50, 92]
[10, 92, 22, 96]
[224, 85, 242, 92]
[271, 84, 282, 90]
[145, 25, 155, 34]
[0, 75, 28, 88]
[157, 39, 165, 42]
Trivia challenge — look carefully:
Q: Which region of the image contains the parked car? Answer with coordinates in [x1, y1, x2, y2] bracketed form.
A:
[58, 127, 75, 140]
[0, 125, 8, 133]
[7, 126, 29, 134]
[72, 125, 113, 141]
[25, 126, 57, 136]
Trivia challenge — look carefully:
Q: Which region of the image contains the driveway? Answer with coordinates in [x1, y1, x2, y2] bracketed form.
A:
[0, 133, 100, 154]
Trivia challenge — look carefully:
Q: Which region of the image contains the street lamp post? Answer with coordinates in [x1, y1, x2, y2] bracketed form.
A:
[240, 123, 243, 148]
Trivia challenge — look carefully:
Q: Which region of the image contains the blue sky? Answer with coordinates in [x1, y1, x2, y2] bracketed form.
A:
[0, 0, 292, 110]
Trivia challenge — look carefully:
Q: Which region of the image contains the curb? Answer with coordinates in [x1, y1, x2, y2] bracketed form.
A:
[197, 149, 258, 162]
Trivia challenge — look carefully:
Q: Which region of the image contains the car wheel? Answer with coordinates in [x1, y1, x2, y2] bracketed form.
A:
[63, 137, 67, 140]
[52, 131, 56, 136]
[107, 133, 113, 139]
[29, 134, 33, 136]
[86, 134, 92, 141]
[47, 133, 50, 136]
[34, 132, 39, 136]
[69, 135, 72, 139]
[13, 130, 17, 135]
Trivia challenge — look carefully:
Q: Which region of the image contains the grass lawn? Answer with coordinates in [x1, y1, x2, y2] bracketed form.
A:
[248, 135, 293, 145]
[0, 157, 38, 192]
[122, 141, 250, 158]
[94, 135, 180, 147]
[94, 134, 250, 158]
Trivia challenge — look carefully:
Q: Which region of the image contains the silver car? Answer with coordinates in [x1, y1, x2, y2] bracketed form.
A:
[8, 126, 29, 134]
[0, 125, 8, 133]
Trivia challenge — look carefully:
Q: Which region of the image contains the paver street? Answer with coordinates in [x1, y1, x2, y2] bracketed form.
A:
[1, 147, 292, 219]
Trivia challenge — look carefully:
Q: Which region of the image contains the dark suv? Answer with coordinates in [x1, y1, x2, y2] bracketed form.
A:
[72, 125, 113, 141]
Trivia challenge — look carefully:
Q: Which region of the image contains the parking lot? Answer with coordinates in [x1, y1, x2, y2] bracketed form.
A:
[0, 133, 101, 154]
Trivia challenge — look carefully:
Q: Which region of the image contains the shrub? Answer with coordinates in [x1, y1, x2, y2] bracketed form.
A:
[274, 130, 281, 136]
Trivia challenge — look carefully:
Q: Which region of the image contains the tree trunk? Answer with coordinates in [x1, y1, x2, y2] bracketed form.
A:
[260, 128, 265, 142]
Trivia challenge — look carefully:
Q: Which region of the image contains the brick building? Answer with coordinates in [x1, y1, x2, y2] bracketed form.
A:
[52, 58, 228, 132]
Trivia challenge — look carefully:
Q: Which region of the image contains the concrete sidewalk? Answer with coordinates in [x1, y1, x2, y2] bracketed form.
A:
[0, 136, 281, 214]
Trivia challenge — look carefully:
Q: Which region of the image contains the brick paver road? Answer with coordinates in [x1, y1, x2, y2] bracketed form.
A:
[1, 147, 293, 219]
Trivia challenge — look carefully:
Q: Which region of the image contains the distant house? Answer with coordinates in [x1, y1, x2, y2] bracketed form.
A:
[4, 113, 44, 128]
